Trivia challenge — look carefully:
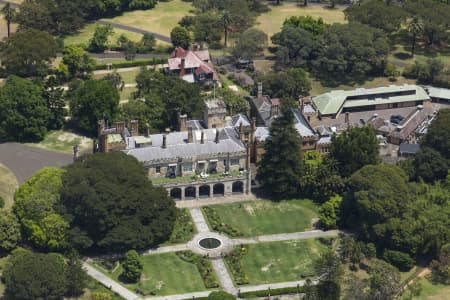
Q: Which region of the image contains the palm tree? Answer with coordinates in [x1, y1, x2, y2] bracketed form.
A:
[408, 17, 423, 57]
[1, 3, 15, 38]
[218, 11, 233, 47]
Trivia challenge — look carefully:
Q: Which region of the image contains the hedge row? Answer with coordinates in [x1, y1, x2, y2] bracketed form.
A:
[239, 286, 305, 298]
[93, 58, 167, 70]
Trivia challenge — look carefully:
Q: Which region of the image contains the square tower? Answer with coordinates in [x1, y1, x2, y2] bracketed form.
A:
[203, 97, 226, 129]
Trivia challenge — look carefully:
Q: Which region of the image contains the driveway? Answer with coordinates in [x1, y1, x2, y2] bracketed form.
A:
[0, 143, 73, 184]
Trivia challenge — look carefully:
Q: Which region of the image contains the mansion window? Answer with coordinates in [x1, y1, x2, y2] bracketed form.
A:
[156, 166, 161, 174]
[183, 163, 193, 172]
[230, 158, 240, 166]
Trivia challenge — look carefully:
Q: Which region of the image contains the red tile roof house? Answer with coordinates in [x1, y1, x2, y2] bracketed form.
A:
[167, 47, 220, 84]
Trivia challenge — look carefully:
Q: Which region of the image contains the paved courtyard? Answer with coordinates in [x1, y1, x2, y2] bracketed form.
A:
[0, 143, 73, 184]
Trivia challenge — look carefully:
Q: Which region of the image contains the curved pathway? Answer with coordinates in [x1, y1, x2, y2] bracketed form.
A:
[98, 20, 171, 43]
[0, 143, 73, 184]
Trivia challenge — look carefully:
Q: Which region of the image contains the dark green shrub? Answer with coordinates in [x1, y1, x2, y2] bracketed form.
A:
[202, 207, 241, 237]
[176, 251, 219, 288]
[383, 249, 415, 272]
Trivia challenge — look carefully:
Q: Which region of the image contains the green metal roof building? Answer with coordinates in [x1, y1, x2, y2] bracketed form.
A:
[312, 84, 430, 118]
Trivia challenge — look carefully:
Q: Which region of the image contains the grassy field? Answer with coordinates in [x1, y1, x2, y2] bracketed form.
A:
[402, 276, 450, 300]
[94, 69, 141, 84]
[230, 238, 331, 285]
[389, 44, 450, 71]
[0, 164, 18, 211]
[204, 199, 319, 237]
[25, 130, 93, 154]
[256, 3, 346, 41]
[120, 86, 136, 101]
[100, 0, 192, 38]
[93, 252, 208, 296]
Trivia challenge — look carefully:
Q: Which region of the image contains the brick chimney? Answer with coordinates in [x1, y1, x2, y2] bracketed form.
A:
[215, 129, 220, 143]
[271, 102, 280, 117]
[200, 130, 204, 144]
[187, 127, 194, 143]
[162, 134, 167, 149]
[178, 113, 187, 131]
[257, 82, 263, 99]
[180, 58, 186, 77]
[345, 112, 350, 124]
[239, 122, 244, 141]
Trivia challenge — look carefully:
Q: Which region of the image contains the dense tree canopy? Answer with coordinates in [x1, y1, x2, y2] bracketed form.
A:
[3, 250, 68, 300]
[422, 108, 450, 160]
[232, 28, 267, 60]
[171, 26, 192, 49]
[272, 25, 319, 68]
[0, 76, 52, 142]
[0, 29, 58, 77]
[0, 211, 21, 254]
[134, 69, 204, 131]
[283, 16, 329, 36]
[330, 126, 380, 177]
[342, 164, 450, 258]
[58, 152, 177, 253]
[60, 45, 96, 80]
[69, 79, 120, 136]
[255, 68, 311, 100]
[344, 0, 406, 34]
[312, 23, 389, 83]
[257, 109, 305, 199]
[14, 167, 68, 251]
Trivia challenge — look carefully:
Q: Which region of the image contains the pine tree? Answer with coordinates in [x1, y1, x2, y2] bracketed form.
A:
[257, 109, 304, 200]
[65, 250, 87, 297]
[121, 250, 143, 283]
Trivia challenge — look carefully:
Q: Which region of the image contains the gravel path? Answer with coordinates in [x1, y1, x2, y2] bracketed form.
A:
[189, 208, 210, 233]
[210, 258, 237, 294]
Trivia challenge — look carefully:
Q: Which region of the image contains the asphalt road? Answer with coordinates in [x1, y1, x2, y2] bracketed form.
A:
[0, 143, 72, 184]
[98, 20, 171, 43]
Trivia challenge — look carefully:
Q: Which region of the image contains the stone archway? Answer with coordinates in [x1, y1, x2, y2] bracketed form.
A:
[199, 185, 210, 198]
[170, 188, 182, 200]
[213, 183, 224, 197]
[232, 181, 244, 194]
[185, 186, 196, 200]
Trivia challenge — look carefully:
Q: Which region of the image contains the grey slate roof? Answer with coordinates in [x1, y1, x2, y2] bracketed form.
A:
[125, 127, 246, 163]
[232, 114, 251, 127]
[399, 143, 420, 154]
[254, 127, 269, 142]
[292, 108, 316, 137]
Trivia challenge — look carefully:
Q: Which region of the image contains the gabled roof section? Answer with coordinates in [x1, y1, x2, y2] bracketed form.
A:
[232, 114, 251, 127]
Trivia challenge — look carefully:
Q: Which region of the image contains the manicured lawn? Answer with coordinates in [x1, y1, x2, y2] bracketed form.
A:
[100, 0, 192, 37]
[93, 252, 208, 296]
[228, 238, 331, 285]
[25, 130, 93, 154]
[94, 69, 141, 84]
[204, 199, 319, 237]
[120, 86, 136, 101]
[256, 3, 346, 42]
[64, 23, 143, 46]
[388, 44, 450, 71]
[403, 276, 450, 300]
[0, 164, 18, 211]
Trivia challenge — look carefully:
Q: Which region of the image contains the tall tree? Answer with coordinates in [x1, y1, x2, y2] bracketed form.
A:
[3, 250, 68, 300]
[0, 76, 51, 142]
[88, 24, 114, 53]
[422, 108, 450, 160]
[0, 29, 58, 77]
[255, 68, 311, 99]
[368, 259, 401, 300]
[13, 167, 68, 251]
[59, 152, 177, 253]
[65, 250, 88, 297]
[68, 79, 120, 136]
[330, 126, 380, 177]
[257, 109, 305, 199]
[0, 211, 21, 254]
[232, 28, 267, 60]
[1, 3, 15, 38]
[170, 26, 192, 49]
[218, 10, 233, 47]
[61, 45, 96, 79]
[407, 16, 424, 57]
[121, 250, 143, 283]
[44, 76, 66, 130]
